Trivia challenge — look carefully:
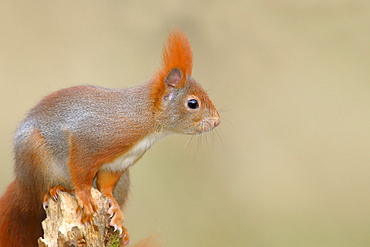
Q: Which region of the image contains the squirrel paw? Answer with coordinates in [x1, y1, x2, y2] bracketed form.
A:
[108, 205, 130, 245]
[119, 226, 131, 246]
[108, 205, 124, 231]
[76, 192, 98, 224]
[43, 185, 74, 209]
[76, 201, 98, 223]
[110, 223, 131, 245]
[115, 225, 130, 246]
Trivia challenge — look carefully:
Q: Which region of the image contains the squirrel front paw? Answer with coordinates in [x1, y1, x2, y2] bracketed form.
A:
[108, 204, 130, 245]
[119, 225, 131, 246]
[75, 191, 98, 223]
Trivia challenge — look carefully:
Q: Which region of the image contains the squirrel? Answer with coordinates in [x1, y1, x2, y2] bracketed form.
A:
[0, 29, 220, 247]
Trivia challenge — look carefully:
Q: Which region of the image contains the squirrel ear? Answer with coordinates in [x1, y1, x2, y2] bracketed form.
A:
[164, 68, 184, 88]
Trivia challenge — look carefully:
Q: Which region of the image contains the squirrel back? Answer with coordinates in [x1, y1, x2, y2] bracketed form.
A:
[0, 29, 220, 246]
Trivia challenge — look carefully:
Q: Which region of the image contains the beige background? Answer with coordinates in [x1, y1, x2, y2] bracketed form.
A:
[1, 1, 370, 246]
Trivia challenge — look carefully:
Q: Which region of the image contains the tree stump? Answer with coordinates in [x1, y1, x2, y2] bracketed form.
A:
[38, 188, 119, 247]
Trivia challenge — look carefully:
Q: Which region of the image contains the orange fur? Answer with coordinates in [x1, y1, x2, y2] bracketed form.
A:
[151, 29, 193, 109]
[0, 181, 44, 247]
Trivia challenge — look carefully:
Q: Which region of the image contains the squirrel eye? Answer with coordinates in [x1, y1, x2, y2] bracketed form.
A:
[187, 99, 199, 109]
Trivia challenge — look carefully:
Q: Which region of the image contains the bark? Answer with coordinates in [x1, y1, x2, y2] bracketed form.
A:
[38, 188, 119, 247]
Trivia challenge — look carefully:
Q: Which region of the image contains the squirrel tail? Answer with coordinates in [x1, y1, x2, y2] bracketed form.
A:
[0, 179, 45, 247]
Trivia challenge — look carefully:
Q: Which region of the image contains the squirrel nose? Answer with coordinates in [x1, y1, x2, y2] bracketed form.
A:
[213, 117, 221, 127]
[211, 116, 221, 128]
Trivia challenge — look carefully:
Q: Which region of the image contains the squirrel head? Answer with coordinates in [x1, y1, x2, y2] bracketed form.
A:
[151, 29, 220, 135]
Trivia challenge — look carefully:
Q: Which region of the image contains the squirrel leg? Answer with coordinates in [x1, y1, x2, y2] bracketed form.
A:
[74, 180, 99, 224]
[68, 162, 99, 223]
[97, 169, 131, 246]
[68, 133, 100, 224]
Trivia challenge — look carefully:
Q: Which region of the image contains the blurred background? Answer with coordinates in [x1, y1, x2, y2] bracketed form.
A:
[1, 1, 369, 246]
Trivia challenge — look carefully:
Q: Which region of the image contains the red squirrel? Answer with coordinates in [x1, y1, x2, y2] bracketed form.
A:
[0, 29, 220, 247]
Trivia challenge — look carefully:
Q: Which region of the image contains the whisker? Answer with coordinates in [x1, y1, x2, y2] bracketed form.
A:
[221, 118, 235, 133]
[198, 132, 203, 146]
[185, 127, 201, 149]
[202, 132, 206, 147]
[209, 130, 215, 150]
[192, 134, 201, 158]
[214, 128, 226, 150]
[206, 83, 216, 94]
[214, 128, 223, 142]
[184, 133, 195, 148]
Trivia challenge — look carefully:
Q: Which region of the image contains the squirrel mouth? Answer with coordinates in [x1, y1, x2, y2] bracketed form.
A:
[198, 117, 221, 133]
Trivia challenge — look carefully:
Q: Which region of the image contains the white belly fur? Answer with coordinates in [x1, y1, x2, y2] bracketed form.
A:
[100, 131, 169, 172]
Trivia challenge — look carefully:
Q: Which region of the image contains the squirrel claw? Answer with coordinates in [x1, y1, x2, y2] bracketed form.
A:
[42, 193, 51, 210]
[42, 200, 48, 210]
[107, 204, 129, 241]
[43, 186, 73, 210]
[46, 185, 73, 202]
[107, 206, 115, 217]
[122, 240, 131, 246]
[111, 223, 123, 236]
[121, 230, 131, 246]
[113, 224, 130, 246]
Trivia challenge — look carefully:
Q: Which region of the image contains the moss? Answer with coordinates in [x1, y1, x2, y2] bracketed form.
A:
[107, 231, 120, 247]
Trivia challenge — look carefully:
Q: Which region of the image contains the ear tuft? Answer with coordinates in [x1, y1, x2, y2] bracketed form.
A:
[151, 29, 193, 109]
